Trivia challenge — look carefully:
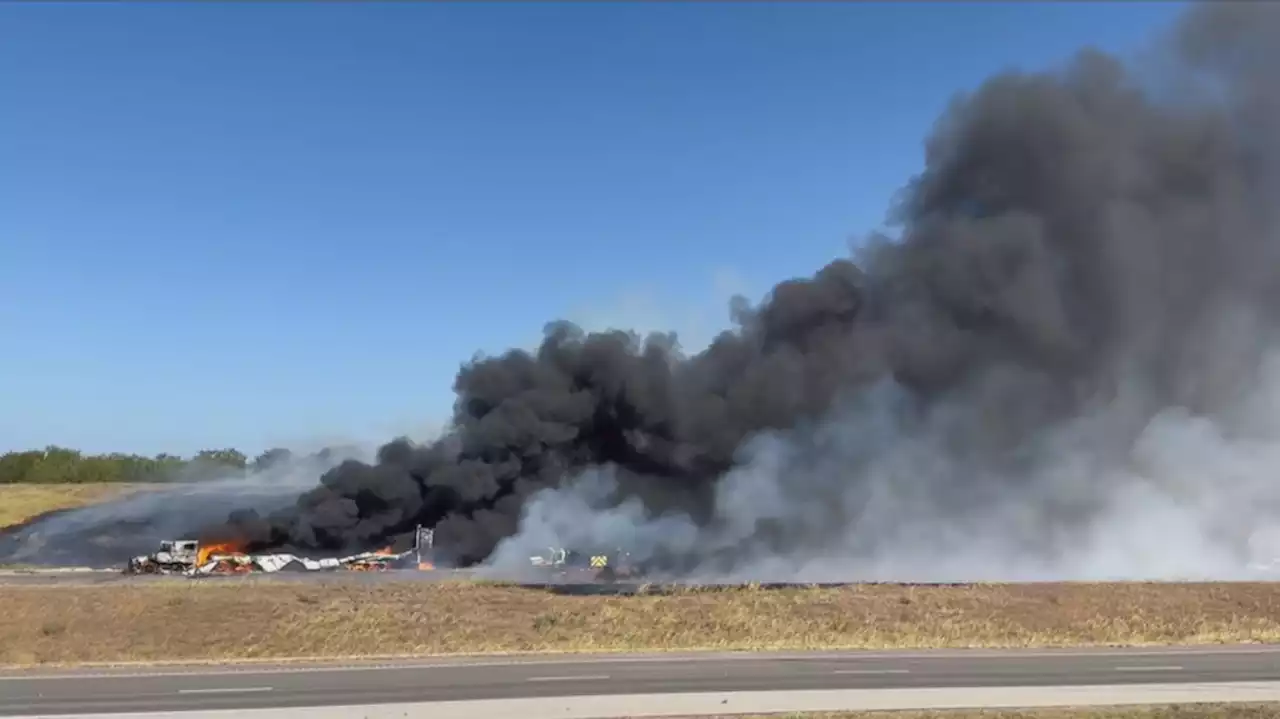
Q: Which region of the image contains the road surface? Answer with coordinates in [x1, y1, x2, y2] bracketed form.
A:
[3, 645, 1280, 716]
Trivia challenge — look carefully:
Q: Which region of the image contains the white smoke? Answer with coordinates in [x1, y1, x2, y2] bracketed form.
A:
[1, 446, 370, 566]
[487, 340, 1280, 582]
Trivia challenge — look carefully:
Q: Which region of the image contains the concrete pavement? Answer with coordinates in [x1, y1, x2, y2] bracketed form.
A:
[3, 645, 1280, 716]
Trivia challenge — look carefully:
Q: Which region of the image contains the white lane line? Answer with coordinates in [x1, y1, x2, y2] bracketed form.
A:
[6, 646, 1280, 682]
[524, 674, 611, 683]
[1113, 665, 1183, 672]
[178, 687, 275, 695]
[833, 669, 910, 675]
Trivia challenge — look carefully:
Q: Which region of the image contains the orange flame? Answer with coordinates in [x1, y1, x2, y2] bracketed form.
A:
[197, 540, 248, 566]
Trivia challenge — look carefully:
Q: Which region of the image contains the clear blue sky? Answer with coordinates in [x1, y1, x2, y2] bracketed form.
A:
[0, 2, 1188, 457]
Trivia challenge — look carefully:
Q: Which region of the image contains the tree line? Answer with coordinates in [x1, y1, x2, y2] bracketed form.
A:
[0, 446, 298, 484]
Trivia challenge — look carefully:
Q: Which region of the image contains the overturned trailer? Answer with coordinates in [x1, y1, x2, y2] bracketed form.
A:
[125, 526, 437, 577]
[188, 546, 412, 576]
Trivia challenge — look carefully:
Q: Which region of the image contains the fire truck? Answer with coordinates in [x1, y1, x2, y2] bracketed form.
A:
[527, 546, 645, 582]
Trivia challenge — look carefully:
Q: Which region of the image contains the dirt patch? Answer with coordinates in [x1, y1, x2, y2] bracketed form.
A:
[2, 580, 1279, 666]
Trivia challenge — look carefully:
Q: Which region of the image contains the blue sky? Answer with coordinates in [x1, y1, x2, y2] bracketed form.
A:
[0, 1, 1188, 457]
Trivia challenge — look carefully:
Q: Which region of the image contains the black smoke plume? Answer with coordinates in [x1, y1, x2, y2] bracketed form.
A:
[206, 2, 1280, 574]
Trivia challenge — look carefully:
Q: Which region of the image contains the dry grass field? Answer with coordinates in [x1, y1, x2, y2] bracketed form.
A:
[0, 484, 151, 529]
[705, 707, 1280, 719]
[3, 579, 1280, 666]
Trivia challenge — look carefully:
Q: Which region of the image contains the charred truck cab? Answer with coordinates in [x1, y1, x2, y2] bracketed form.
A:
[127, 539, 199, 574]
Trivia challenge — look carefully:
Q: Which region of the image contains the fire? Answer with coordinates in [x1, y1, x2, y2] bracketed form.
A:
[196, 540, 248, 566]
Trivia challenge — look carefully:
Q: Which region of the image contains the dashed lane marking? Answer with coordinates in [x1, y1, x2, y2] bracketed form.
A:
[178, 687, 275, 695]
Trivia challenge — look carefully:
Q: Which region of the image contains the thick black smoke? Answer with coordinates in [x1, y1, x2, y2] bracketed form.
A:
[209, 2, 1280, 571]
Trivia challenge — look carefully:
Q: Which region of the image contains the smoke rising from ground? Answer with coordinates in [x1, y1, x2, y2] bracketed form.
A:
[489, 360, 1280, 581]
[141, 2, 1280, 579]
[0, 448, 369, 567]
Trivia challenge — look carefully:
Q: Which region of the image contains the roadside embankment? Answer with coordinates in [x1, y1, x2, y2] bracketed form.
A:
[3, 579, 1280, 666]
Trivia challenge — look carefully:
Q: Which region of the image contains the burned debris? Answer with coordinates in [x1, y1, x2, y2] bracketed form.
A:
[124, 527, 438, 577]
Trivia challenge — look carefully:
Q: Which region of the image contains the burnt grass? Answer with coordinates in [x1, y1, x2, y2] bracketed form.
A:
[2, 580, 1280, 666]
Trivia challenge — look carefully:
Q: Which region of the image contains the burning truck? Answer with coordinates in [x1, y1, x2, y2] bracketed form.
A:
[125, 526, 437, 577]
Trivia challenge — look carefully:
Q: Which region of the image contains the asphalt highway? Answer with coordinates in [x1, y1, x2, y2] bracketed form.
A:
[3, 646, 1280, 716]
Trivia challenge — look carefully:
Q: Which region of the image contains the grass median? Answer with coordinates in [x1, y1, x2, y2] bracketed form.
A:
[3, 579, 1280, 666]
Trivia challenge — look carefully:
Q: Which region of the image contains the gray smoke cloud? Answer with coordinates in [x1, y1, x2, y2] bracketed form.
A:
[489, 362, 1280, 581]
[485, 2, 1280, 581]
[0, 447, 370, 567]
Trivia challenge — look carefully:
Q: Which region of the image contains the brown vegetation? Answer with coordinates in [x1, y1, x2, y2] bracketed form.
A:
[0, 484, 150, 530]
[3, 579, 1280, 666]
